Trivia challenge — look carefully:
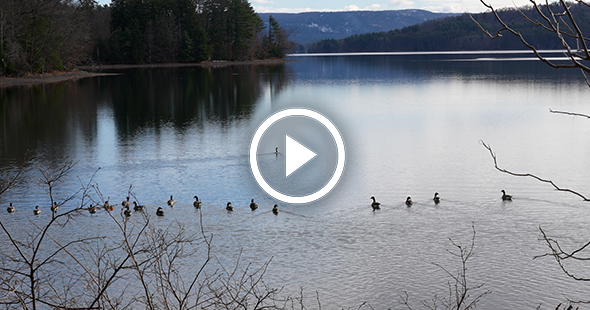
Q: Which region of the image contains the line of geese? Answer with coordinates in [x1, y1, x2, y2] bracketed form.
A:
[5, 195, 280, 216]
[6, 190, 514, 215]
[370, 190, 513, 211]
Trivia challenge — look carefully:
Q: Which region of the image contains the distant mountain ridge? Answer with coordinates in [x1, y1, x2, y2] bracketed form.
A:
[305, 2, 590, 53]
[257, 10, 460, 46]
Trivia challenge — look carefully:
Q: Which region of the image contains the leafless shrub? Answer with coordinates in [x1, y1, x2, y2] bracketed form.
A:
[401, 223, 490, 310]
[0, 161, 330, 310]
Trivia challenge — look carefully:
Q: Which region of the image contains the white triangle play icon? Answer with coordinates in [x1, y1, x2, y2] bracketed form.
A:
[285, 135, 317, 177]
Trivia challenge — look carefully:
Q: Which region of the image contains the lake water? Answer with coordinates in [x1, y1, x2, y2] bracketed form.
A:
[2, 51, 590, 309]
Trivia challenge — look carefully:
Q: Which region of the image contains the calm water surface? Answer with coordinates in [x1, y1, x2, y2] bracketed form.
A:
[2, 52, 590, 309]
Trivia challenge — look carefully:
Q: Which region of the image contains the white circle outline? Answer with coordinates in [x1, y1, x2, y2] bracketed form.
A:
[249, 108, 346, 204]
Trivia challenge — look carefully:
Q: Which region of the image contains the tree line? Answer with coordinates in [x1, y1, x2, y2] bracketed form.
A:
[0, 0, 294, 76]
[307, 2, 590, 53]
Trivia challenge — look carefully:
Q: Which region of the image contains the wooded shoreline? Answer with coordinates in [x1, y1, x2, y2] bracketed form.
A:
[0, 59, 294, 88]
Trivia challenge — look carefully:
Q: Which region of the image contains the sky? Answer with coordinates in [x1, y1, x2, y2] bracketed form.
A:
[96, 0, 533, 14]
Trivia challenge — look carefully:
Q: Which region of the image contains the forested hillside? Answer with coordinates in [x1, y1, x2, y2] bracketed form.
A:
[308, 3, 590, 52]
[0, 0, 294, 76]
[258, 10, 459, 45]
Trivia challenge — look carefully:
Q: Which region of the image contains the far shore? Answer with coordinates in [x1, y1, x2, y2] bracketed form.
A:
[0, 71, 119, 88]
[76, 58, 294, 70]
[0, 59, 294, 88]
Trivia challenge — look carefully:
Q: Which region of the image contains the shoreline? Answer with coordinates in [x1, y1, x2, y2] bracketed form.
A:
[76, 58, 294, 70]
[0, 59, 294, 88]
[0, 71, 120, 88]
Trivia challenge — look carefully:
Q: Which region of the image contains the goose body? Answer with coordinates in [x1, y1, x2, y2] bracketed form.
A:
[104, 200, 113, 211]
[193, 196, 201, 208]
[133, 201, 144, 211]
[50, 202, 58, 213]
[226, 202, 234, 211]
[89, 204, 96, 214]
[250, 199, 258, 210]
[124, 206, 132, 217]
[272, 204, 279, 214]
[156, 207, 164, 216]
[167, 195, 175, 207]
[370, 196, 381, 211]
[275, 147, 279, 155]
[405, 196, 413, 206]
[33, 206, 41, 215]
[501, 190, 512, 201]
[122, 197, 130, 208]
[7, 203, 14, 213]
[433, 192, 441, 204]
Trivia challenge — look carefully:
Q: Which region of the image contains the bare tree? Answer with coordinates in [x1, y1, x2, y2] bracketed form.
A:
[400, 224, 490, 310]
[472, 0, 590, 86]
[0, 160, 310, 310]
[0, 162, 104, 309]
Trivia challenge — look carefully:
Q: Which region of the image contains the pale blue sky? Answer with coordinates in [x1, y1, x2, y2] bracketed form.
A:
[96, 0, 530, 13]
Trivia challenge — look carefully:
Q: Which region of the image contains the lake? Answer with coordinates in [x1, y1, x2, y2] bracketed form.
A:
[1, 51, 590, 309]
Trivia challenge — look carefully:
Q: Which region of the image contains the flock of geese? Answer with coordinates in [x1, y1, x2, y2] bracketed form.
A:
[5, 190, 514, 215]
[369, 190, 513, 211]
[4, 195, 281, 216]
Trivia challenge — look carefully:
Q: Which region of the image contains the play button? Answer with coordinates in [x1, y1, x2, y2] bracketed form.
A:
[249, 108, 346, 204]
[285, 135, 316, 177]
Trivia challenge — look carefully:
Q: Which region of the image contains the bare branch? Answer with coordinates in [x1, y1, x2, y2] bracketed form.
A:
[549, 109, 590, 118]
[480, 140, 590, 201]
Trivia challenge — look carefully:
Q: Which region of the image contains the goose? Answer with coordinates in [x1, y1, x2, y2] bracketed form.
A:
[226, 202, 234, 211]
[272, 204, 279, 214]
[33, 206, 41, 215]
[250, 199, 258, 210]
[370, 196, 380, 211]
[123, 205, 132, 217]
[275, 147, 279, 155]
[156, 207, 164, 216]
[133, 201, 144, 211]
[7, 203, 14, 213]
[122, 197, 130, 208]
[89, 204, 96, 214]
[433, 192, 441, 204]
[405, 196, 413, 206]
[50, 202, 58, 213]
[501, 190, 512, 201]
[104, 199, 113, 211]
[193, 196, 201, 208]
[167, 195, 175, 207]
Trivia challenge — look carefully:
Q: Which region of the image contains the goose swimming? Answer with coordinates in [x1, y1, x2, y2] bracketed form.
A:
[226, 202, 234, 211]
[405, 196, 413, 206]
[104, 199, 113, 211]
[433, 192, 441, 204]
[122, 197, 130, 208]
[167, 195, 175, 207]
[33, 206, 41, 215]
[50, 202, 58, 213]
[501, 190, 512, 201]
[193, 196, 201, 208]
[156, 207, 164, 216]
[250, 199, 258, 210]
[272, 204, 279, 214]
[7, 203, 14, 213]
[370, 196, 380, 211]
[133, 201, 144, 211]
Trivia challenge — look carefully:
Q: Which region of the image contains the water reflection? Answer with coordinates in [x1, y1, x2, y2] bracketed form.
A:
[0, 64, 291, 163]
[287, 52, 581, 84]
